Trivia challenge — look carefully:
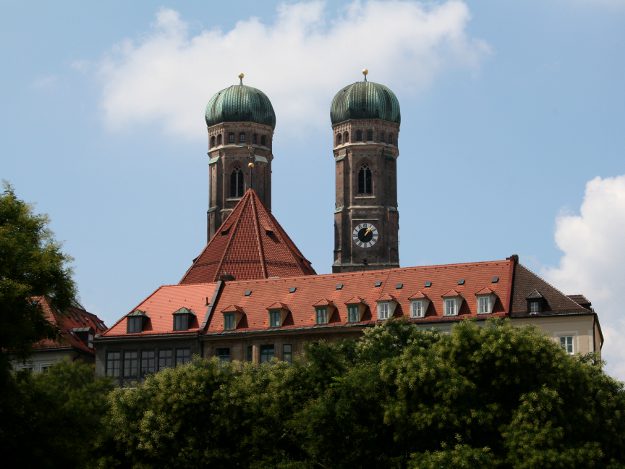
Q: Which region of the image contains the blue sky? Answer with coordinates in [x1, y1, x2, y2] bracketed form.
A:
[2, 0, 625, 379]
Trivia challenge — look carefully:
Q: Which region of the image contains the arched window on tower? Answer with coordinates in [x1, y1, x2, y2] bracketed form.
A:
[388, 133, 394, 145]
[356, 130, 363, 142]
[366, 129, 373, 141]
[230, 166, 244, 198]
[261, 135, 267, 146]
[336, 133, 342, 146]
[228, 132, 235, 143]
[217, 134, 223, 146]
[379, 131, 385, 143]
[210, 136, 216, 148]
[344, 131, 349, 143]
[358, 164, 372, 195]
[239, 132, 246, 143]
[253, 133, 258, 144]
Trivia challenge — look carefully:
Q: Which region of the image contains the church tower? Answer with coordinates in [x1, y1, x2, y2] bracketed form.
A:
[331, 70, 401, 273]
[204, 74, 276, 241]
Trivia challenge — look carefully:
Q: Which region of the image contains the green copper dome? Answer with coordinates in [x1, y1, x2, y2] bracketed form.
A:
[205, 82, 276, 129]
[330, 80, 400, 125]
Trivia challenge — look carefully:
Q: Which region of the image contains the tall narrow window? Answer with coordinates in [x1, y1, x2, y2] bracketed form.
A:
[336, 134, 342, 145]
[141, 350, 156, 377]
[230, 167, 244, 198]
[228, 132, 235, 143]
[356, 130, 363, 141]
[253, 133, 258, 144]
[123, 351, 138, 379]
[358, 164, 372, 195]
[217, 134, 222, 145]
[283, 344, 293, 363]
[106, 351, 121, 378]
[269, 310, 281, 327]
[260, 135, 267, 146]
[560, 336, 574, 355]
[344, 131, 349, 143]
[347, 305, 360, 323]
[377, 302, 390, 320]
[379, 131, 385, 143]
[239, 132, 246, 143]
[411, 300, 425, 318]
[158, 349, 173, 370]
[315, 307, 328, 325]
[210, 136, 216, 148]
[366, 129, 373, 141]
[224, 313, 236, 330]
[388, 133, 394, 145]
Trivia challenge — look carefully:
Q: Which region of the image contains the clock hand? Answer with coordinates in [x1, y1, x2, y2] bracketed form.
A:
[364, 226, 373, 236]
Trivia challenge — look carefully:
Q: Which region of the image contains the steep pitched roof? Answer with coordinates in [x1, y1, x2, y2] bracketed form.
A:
[32, 296, 107, 354]
[180, 189, 315, 284]
[102, 282, 219, 337]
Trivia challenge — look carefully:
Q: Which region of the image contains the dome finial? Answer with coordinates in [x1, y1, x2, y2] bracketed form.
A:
[362, 68, 368, 81]
[238, 72, 245, 85]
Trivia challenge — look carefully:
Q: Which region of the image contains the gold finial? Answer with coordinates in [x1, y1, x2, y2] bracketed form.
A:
[238, 72, 245, 85]
[362, 68, 368, 81]
[247, 161, 255, 168]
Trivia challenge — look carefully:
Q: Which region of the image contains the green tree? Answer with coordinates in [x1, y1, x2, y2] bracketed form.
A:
[0, 183, 75, 375]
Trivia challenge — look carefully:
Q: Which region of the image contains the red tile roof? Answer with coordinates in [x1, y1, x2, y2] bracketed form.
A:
[205, 258, 514, 333]
[103, 283, 219, 337]
[33, 296, 107, 354]
[180, 189, 315, 284]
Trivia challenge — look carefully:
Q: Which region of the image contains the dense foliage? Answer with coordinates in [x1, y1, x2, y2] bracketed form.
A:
[0, 183, 75, 374]
[99, 320, 625, 468]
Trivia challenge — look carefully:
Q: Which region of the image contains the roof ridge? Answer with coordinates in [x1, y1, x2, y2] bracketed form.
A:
[250, 190, 269, 278]
[215, 190, 250, 281]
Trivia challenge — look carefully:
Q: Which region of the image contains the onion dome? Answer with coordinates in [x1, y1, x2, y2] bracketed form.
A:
[330, 70, 400, 125]
[205, 73, 276, 129]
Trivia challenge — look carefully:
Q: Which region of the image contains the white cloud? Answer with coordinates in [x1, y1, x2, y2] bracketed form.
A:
[543, 175, 625, 381]
[93, 1, 489, 139]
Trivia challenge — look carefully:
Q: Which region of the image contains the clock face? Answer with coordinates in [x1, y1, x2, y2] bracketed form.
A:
[352, 223, 379, 248]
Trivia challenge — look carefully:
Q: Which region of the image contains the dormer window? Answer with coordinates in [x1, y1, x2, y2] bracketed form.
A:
[173, 307, 195, 331]
[269, 310, 281, 327]
[348, 304, 360, 322]
[409, 291, 430, 318]
[442, 290, 463, 317]
[345, 297, 366, 323]
[475, 288, 497, 315]
[526, 289, 545, 314]
[316, 307, 328, 324]
[221, 305, 244, 331]
[376, 294, 397, 320]
[127, 310, 147, 333]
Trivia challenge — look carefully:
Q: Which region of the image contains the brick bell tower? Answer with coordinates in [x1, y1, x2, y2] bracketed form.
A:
[331, 70, 401, 273]
[204, 73, 276, 241]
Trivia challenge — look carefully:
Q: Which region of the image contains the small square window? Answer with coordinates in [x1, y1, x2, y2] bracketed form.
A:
[269, 310, 282, 327]
[127, 316, 143, 333]
[444, 298, 458, 316]
[378, 302, 390, 320]
[316, 307, 328, 325]
[411, 300, 425, 318]
[560, 336, 574, 355]
[224, 313, 236, 330]
[347, 305, 360, 323]
[477, 296, 492, 314]
[529, 300, 542, 313]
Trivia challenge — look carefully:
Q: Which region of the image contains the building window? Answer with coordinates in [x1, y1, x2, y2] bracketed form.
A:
[358, 164, 372, 195]
[283, 344, 292, 363]
[260, 135, 267, 146]
[411, 300, 425, 318]
[444, 298, 458, 316]
[173, 314, 189, 331]
[127, 316, 143, 333]
[344, 131, 349, 143]
[560, 336, 574, 355]
[210, 136, 216, 148]
[106, 351, 121, 377]
[347, 305, 360, 323]
[228, 132, 235, 143]
[315, 307, 328, 325]
[379, 131, 385, 143]
[230, 167, 244, 198]
[123, 351, 138, 379]
[269, 310, 281, 327]
[336, 133, 342, 145]
[260, 344, 274, 363]
[88, 333, 94, 349]
[477, 296, 492, 314]
[216, 347, 231, 362]
[252, 133, 258, 144]
[366, 129, 373, 141]
[217, 134, 222, 145]
[377, 302, 390, 320]
[224, 313, 236, 330]
[246, 345, 253, 362]
[239, 132, 246, 143]
[356, 130, 363, 141]
[529, 300, 542, 313]
[176, 348, 191, 365]
[141, 350, 156, 377]
[158, 349, 173, 370]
